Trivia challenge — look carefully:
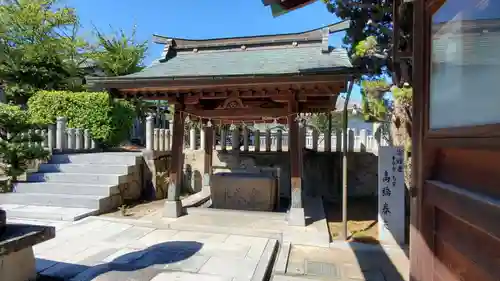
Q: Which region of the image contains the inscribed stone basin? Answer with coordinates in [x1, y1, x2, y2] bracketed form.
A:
[210, 172, 277, 211]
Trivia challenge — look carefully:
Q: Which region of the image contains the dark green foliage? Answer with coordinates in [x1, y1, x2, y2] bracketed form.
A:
[27, 91, 136, 147]
[0, 104, 50, 183]
[309, 111, 355, 133]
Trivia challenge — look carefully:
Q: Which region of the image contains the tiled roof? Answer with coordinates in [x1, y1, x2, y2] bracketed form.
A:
[124, 44, 352, 79]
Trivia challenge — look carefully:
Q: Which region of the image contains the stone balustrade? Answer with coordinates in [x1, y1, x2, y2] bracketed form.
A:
[141, 115, 389, 153]
[17, 117, 98, 153]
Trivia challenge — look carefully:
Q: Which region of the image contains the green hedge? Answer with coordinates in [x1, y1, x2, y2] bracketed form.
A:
[27, 90, 135, 147]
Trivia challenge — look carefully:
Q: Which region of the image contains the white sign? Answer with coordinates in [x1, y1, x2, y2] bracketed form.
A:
[378, 146, 406, 245]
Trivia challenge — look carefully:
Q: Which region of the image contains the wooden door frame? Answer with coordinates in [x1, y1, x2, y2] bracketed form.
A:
[412, 0, 500, 280]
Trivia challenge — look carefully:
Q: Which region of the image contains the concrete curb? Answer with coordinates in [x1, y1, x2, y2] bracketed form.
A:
[274, 241, 291, 274]
[251, 239, 279, 281]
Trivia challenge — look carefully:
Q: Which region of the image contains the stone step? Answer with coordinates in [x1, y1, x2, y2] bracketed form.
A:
[2, 205, 99, 221]
[0, 193, 115, 210]
[27, 172, 127, 185]
[13, 182, 119, 196]
[38, 163, 133, 175]
[49, 153, 140, 165]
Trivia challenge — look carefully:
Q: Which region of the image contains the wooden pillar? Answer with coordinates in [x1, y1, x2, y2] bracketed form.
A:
[164, 103, 185, 218]
[288, 98, 305, 226]
[203, 124, 214, 189]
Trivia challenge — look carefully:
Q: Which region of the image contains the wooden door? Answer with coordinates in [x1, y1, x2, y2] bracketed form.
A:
[411, 0, 500, 280]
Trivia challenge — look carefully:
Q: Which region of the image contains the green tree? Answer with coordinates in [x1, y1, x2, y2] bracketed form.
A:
[0, 0, 87, 104]
[87, 27, 148, 77]
[308, 111, 355, 133]
[0, 104, 49, 189]
[323, 0, 414, 185]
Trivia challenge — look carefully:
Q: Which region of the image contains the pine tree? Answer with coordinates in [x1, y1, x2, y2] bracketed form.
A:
[0, 104, 49, 190]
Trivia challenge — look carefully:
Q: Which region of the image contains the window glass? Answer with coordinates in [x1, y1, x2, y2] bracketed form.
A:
[430, 0, 500, 129]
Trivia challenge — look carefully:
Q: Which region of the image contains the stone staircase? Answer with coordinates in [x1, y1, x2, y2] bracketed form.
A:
[0, 152, 142, 221]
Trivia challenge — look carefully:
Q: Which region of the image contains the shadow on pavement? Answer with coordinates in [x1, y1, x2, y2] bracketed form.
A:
[36, 240, 203, 281]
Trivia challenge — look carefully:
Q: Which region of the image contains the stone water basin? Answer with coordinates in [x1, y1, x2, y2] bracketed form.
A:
[210, 172, 277, 212]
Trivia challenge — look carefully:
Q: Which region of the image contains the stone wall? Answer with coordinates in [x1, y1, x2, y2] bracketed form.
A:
[179, 150, 378, 202]
[141, 151, 171, 200]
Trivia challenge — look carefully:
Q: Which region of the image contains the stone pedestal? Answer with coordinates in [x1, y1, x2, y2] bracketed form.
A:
[0, 223, 55, 281]
[287, 207, 306, 227]
[163, 200, 183, 218]
[0, 247, 36, 281]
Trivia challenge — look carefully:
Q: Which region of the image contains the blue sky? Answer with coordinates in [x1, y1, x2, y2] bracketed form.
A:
[63, 0, 362, 100]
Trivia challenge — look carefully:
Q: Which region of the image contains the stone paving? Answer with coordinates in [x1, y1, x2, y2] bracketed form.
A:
[8, 207, 409, 281]
[9, 217, 278, 281]
[279, 245, 409, 281]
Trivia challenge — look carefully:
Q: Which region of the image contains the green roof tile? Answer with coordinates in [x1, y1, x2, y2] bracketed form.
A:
[124, 44, 352, 78]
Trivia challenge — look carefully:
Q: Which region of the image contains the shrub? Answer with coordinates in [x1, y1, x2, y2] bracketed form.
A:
[0, 103, 50, 186]
[28, 90, 135, 147]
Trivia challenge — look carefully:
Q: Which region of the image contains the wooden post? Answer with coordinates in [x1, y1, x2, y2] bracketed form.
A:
[203, 124, 214, 189]
[254, 129, 260, 152]
[288, 98, 305, 226]
[164, 103, 185, 218]
[243, 126, 249, 152]
[276, 129, 283, 152]
[325, 112, 332, 152]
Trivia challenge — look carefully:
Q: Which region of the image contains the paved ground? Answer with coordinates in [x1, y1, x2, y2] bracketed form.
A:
[10, 217, 277, 281]
[279, 244, 409, 281]
[8, 204, 409, 281]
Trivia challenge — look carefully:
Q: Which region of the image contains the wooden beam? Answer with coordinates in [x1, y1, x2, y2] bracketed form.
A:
[92, 73, 351, 91]
[186, 108, 288, 118]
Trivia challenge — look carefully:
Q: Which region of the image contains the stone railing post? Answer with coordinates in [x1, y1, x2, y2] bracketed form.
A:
[159, 129, 166, 151]
[254, 129, 260, 152]
[200, 127, 206, 151]
[56, 117, 67, 151]
[153, 128, 159, 151]
[145, 114, 154, 150]
[276, 130, 283, 152]
[312, 129, 319, 151]
[84, 129, 91, 150]
[231, 127, 239, 151]
[325, 127, 332, 152]
[335, 129, 342, 152]
[67, 128, 76, 150]
[165, 129, 171, 151]
[348, 129, 355, 152]
[75, 128, 83, 151]
[168, 120, 174, 149]
[359, 129, 367, 152]
[299, 126, 306, 149]
[190, 128, 196, 150]
[41, 129, 48, 148]
[220, 128, 227, 151]
[265, 129, 271, 152]
[47, 124, 55, 150]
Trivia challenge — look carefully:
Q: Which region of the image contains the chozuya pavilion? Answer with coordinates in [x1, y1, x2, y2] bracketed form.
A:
[87, 21, 355, 226]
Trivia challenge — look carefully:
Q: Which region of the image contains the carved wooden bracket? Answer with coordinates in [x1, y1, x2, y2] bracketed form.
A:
[216, 97, 248, 110]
